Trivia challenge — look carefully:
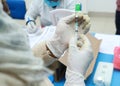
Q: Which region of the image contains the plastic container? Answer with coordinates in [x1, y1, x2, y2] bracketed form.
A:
[113, 46, 120, 70]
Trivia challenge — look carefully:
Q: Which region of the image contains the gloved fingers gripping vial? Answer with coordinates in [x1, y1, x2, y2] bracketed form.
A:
[74, 4, 91, 43]
[75, 4, 81, 41]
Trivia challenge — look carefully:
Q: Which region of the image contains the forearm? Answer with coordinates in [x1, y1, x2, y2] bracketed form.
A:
[25, 11, 38, 23]
[46, 37, 68, 58]
[25, 0, 40, 22]
[1, 0, 10, 15]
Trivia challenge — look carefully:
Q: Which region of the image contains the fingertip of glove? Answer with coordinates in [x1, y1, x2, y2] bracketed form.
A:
[83, 25, 91, 34]
[69, 37, 77, 47]
[83, 15, 90, 23]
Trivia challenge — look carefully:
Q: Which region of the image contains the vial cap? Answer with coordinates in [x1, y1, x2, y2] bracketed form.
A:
[75, 4, 81, 11]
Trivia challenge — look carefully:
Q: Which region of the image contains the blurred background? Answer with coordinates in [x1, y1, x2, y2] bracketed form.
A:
[7, 0, 116, 34]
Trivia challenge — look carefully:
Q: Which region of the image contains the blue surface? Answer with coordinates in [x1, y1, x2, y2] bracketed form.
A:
[48, 75, 65, 86]
[6, 0, 26, 19]
[85, 52, 120, 86]
[49, 52, 120, 86]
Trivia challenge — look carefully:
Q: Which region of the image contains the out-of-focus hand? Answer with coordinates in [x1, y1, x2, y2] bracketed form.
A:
[64, 35, 93, 86]
[27, 21, 38, 34]
[47, 12, 91, 58]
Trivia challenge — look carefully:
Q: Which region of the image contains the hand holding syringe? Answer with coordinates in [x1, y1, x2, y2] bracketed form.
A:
[74, 4, 91, 44]
[75, 4, 82, 42]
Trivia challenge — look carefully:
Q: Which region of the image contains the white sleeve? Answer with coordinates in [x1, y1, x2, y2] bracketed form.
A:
[64, 68, 85, 86]
[25, 0, 43, 22]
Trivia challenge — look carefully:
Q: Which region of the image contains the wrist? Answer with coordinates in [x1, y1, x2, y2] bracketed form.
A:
[66, 68, 84, 79]
[65, 68, 85, 86]
[46, 41, 67, 58]
[26, 20, 36, 25]
[32, 42, 57, 66]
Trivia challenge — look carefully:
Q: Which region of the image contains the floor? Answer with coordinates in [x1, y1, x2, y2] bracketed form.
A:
[14, 12, 116, 35]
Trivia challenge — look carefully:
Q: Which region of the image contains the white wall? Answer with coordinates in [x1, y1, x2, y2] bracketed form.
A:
[77, 0, 116, 13]
[87, 0, 116, 13]
[25, 0, 116, 13]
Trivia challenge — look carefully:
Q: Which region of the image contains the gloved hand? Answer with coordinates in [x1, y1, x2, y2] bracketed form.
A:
[32, 41, 57, 67]
[64, 35, 93, 86]
[27, 21, 38, 34]
[47, 12, 91, 58]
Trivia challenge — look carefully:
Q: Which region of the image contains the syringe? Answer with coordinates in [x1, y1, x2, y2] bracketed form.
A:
[75, 4, 81, 42]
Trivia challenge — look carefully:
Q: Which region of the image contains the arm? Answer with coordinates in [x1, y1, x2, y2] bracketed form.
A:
[25, 0, 43, 34]
[1, 0, 10, 15]
[32, 12, 91, 66]
[25, 0, 42, 22]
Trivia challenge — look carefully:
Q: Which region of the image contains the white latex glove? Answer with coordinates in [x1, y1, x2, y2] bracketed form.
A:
[64, 35, 93, 86]
[27, 21, 38, 34]
[32, 41, 57, 67]
[47, 12, 91, 58]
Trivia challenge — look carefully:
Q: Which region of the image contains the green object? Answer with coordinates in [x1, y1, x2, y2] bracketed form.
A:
[75, 4, 82, 11]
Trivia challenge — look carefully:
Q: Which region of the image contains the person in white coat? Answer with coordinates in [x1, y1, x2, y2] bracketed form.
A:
[0, 2, 93, 86]
[25, 0, 80, 33]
